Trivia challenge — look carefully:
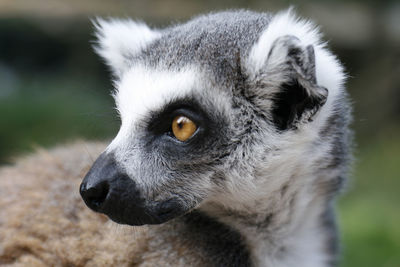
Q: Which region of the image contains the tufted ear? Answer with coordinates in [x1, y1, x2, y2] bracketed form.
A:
[245, 10, 329, 131]
[93, 18, 161, 78]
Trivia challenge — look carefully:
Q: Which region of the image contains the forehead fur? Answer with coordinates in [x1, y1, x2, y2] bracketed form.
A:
[133, 10, 270, 86]
[97, 9, 344, 98]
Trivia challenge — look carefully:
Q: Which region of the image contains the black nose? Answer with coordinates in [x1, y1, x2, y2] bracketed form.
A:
[79, 151, 153, 225]
[79, 151, 185, 226]
[80, 152, 119, 212]
[79, 180, 109, 211]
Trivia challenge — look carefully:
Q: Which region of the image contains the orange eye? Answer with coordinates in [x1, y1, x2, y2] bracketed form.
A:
[172, 116, 197, 142]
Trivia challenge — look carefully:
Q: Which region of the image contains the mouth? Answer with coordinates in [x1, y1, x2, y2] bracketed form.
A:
[99, 197, 187, 226]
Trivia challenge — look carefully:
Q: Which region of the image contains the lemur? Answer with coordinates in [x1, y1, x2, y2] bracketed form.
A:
[0, 9, 351, 267]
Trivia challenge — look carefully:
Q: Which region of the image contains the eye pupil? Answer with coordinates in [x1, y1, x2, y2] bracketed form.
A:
[172, 116, 197, 142]
[177, 119, 184, 129]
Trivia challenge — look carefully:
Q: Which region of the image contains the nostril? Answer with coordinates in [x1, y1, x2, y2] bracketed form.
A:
[80, 181, 109, 211]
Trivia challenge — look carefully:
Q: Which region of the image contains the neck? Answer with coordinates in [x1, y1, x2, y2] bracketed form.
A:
[200, 180, 338, 267]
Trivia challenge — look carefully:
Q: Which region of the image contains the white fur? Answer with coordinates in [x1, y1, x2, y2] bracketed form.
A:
[247, 9, 321, 74]
[93, 18, 161, 76]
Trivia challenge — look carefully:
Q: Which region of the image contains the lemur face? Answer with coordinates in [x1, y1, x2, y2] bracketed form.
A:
[81, 65, 233, 225]
[80, 10, 343, 226]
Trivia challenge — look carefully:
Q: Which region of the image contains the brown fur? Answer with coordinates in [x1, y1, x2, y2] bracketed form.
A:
[0, 142, 209, 266]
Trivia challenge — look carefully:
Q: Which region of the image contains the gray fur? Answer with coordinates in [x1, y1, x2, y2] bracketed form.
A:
[133, 10, 270, 86]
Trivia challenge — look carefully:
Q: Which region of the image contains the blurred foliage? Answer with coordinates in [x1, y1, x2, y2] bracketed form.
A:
[339, 131, 400, 267]
[0, 18, 119, 162]
[0, 72, 118, 162]
[0, 1, 399, 266]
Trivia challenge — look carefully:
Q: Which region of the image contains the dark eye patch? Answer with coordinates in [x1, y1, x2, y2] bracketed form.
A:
[146, 98, 207, 142]
[142, 97, 230, 164]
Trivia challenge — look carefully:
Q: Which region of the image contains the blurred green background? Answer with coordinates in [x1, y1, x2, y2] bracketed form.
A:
[0, 0, 399, 266]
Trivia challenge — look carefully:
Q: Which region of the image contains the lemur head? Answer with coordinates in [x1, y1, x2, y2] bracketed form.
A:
[80, 10, 346, 226]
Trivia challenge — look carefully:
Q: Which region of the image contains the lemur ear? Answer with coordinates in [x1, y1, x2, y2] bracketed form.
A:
[93, 18, 161, 77]
[267, 36, 328, 130]
[245, 10, 328, 131]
